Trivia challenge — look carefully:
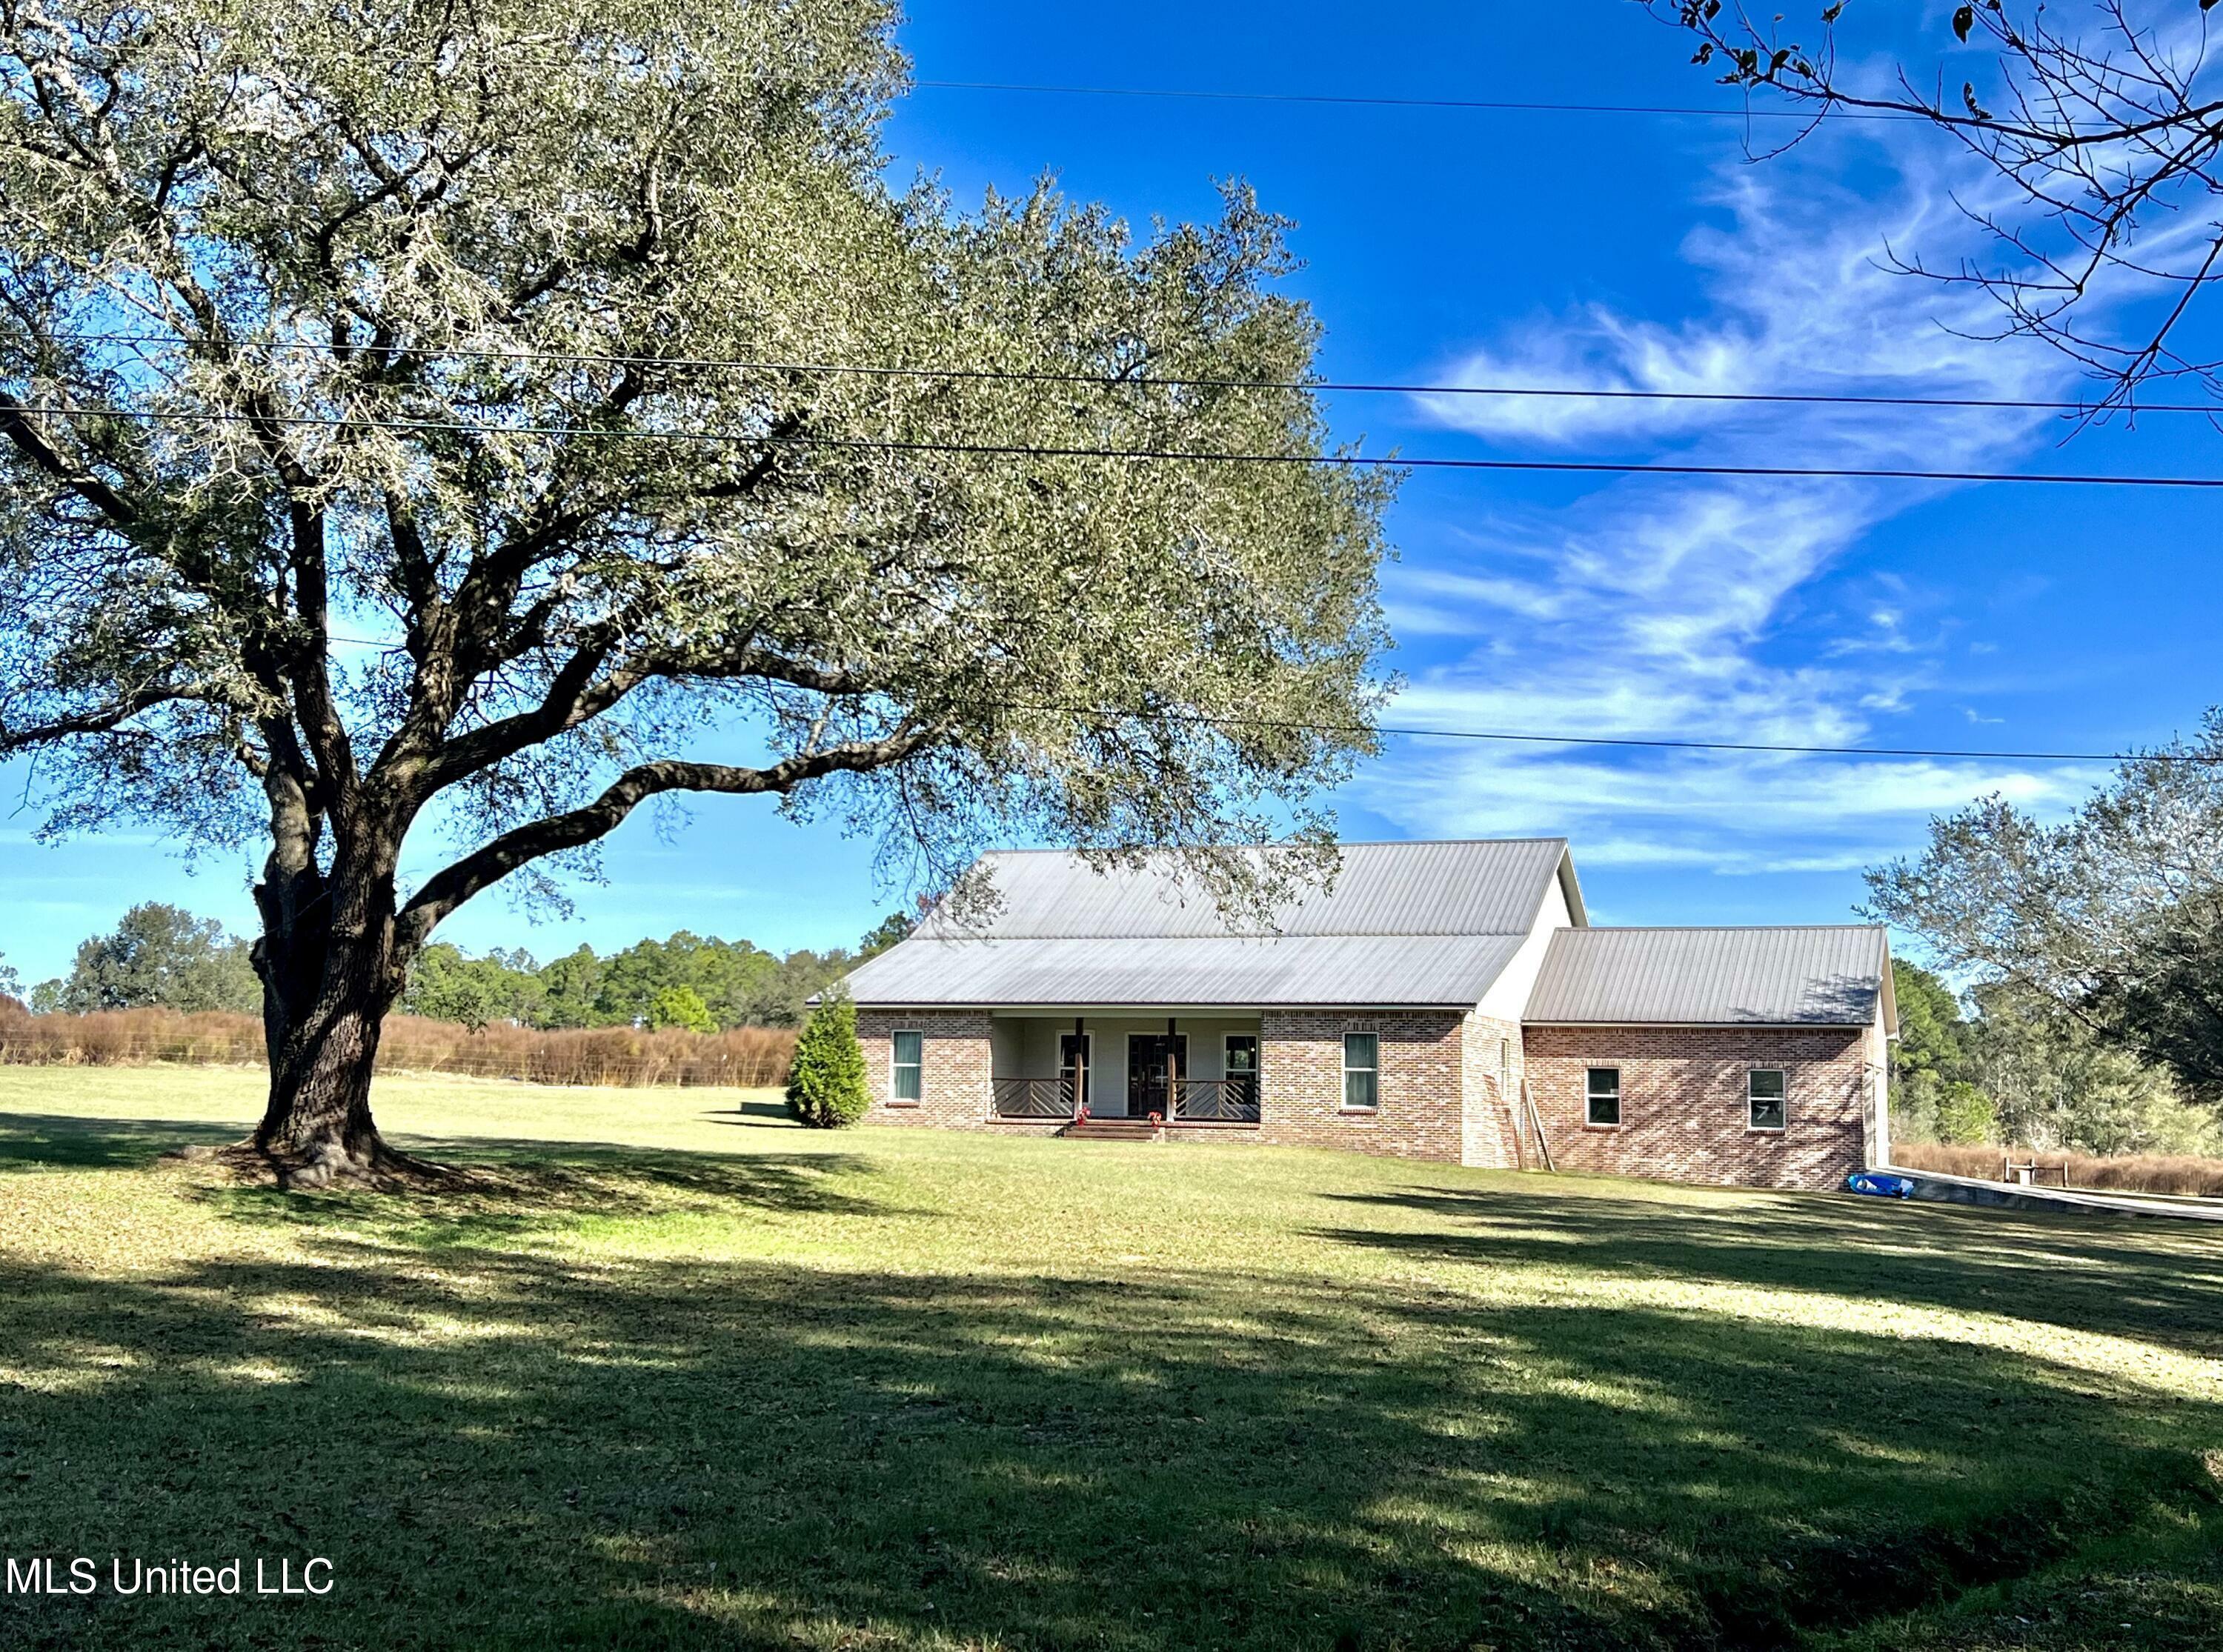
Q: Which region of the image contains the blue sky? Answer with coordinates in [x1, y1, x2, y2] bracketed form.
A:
[5, 1, 2219, 985]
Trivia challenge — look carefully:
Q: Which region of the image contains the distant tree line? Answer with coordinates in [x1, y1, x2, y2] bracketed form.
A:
[1887, 960, 2216, 1158]
[8, 904, 912, 1033]
[1870, 713, 2223, 1159]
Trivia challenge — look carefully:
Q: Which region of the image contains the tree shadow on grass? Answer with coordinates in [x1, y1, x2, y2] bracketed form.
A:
[1316, 1181, 2223, 1360]
[0, 1113, 243, 1172]
[1, 1208, 2217, 1651]
[194, 1137, 899, 1248]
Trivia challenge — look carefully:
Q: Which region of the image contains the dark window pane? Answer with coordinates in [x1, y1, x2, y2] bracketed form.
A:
[1586, 1067, 1621, 1127]
[893, 1030, 923, 1102]
[1344, 1068, 1378, 1110]
[1750, 1069, 1785, 1128]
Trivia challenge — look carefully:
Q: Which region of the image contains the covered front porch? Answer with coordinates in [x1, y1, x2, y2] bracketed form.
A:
[988, 1012, 1263, 1124]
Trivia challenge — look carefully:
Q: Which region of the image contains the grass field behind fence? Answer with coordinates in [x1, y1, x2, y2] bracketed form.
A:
[1892, 1140, 2223, 1199]
[0, 1065, 2218, 1651]
[0, 1005, 794, 1087]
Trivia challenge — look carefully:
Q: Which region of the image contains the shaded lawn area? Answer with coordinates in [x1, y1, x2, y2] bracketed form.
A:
[0, 1069, 2217, 1650]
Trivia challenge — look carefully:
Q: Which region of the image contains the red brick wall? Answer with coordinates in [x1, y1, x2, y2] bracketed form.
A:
[1462, 1013, 1523, 1170]
[1520, 1023, 1876, 1190]
[1257, 1010, 1466, 1162]
[857, 1010, 993, 1128]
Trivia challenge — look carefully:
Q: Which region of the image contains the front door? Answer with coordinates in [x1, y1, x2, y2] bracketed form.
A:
[1126, 1034, 1188, 1117]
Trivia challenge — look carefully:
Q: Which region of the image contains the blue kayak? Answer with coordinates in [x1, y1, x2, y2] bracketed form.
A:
[1845, 1171, 1918, 1199]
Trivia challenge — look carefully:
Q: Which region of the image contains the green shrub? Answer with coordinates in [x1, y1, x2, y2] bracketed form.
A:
[1935, 1081, 2001, 1145]
[645, 985, 717, 1033]
[785, 987, 870, 1128]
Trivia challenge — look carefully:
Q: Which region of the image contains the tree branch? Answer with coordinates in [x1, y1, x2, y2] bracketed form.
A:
[0, 681, 230, 754]
[394, 726, 937, 950]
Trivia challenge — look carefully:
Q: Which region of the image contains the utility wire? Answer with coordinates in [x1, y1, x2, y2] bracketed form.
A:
[911, 78, 1930, 124]
[312, 638, 2211, 766]
[0, 43, 1921, 125]
[36, 402, 2223, 488]
[52, 330, 2223, 416]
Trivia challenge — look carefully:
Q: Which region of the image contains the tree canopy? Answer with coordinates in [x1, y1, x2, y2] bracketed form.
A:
[1867, 711, 2223, 1106]
[43, 902, 261, 1016]
[0, 0, 1392, 1179]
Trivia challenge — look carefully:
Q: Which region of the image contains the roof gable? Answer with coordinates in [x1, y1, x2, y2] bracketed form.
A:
[920, 839, 1577, 941]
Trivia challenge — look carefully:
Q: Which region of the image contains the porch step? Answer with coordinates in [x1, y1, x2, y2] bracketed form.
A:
[1057, 1119, 1161, 1142]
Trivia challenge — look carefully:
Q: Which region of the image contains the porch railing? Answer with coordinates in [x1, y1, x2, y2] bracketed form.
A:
[991, 1077, 1079, 1119]
[1171, 1078, 1261, 1124]
[989, 1076, 1263, 1124]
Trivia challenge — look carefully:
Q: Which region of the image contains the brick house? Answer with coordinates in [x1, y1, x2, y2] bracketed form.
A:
[841, 839, 1896, 1191]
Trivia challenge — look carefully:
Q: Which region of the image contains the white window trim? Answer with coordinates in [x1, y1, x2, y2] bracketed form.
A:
[1341, 1030, 1380, 1113]
[890, 1028, 925, 1106]
[1584, 1065, 1623, 1130]
[1747, 1067, 1789, 1133]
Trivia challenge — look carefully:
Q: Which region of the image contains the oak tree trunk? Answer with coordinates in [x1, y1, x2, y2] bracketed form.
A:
[247, 839, 413, 1186]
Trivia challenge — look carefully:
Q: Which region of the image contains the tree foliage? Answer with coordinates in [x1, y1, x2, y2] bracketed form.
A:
[645, 984, 715, 1033]
[1961, 982, 2216, 1156]
[52, 902, 261, 1014]
[1648, 1, 2223, 404]
[0, 0, 1392, 1177]
[785, 987, 869, 1128]
[397, 942, 545, 1030]
[1867, 711, 2223, 1099]
[1887, 959, 1981, 1140]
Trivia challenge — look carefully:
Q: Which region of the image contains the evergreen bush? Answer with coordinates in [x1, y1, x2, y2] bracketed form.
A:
[786, 987, 871, 1128]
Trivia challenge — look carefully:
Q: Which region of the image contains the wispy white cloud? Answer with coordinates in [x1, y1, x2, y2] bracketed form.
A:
[1363, 127, 2116, 879]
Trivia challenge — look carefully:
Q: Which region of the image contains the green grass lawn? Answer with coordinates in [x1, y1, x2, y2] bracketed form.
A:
[0, 1066, 2218, 1651]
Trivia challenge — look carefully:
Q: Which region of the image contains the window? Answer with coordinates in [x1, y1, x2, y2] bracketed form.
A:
[1748, 1068, 1787, 1131]
[1224, 1034, 1260, 1107]
[1585, 1067, 1621, 1128]
[1342, 1033, 1379, 1110]
[891, 1030, 923, 1104]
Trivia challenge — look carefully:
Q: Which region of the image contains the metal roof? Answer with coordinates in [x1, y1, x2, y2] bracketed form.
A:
[843, 839, 1580, 1009]
[842, 933, 1529, 1009]
[914, 839, 1580, 939]
[1522, 925, 1890, 1027]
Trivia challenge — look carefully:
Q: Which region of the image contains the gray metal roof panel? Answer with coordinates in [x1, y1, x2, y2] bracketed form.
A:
[919, 839, 1572, 941]
[1522, 925, 1888, 1027]
[843, 933, 1529, 1009]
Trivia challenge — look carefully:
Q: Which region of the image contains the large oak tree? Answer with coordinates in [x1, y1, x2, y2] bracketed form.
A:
[0, 0, 1394, 1184]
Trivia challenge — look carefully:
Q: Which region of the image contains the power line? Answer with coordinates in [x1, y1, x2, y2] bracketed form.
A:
[911, 78, 1930, 125]
[311, 642, 2207, 766]
[0, 43, 1919, 126]
[56, 330, 2223, 416]
[36, 402, 2223, 488]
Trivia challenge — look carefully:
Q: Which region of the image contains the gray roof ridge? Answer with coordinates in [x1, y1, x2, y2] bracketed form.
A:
[1559, 922, 1884, 933]
[975, 836, 1571, 854]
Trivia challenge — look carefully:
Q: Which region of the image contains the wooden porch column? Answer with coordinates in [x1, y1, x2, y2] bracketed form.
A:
[1072, 1015, 1086, 1117]
[1166, 1014, 1179, 1123]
